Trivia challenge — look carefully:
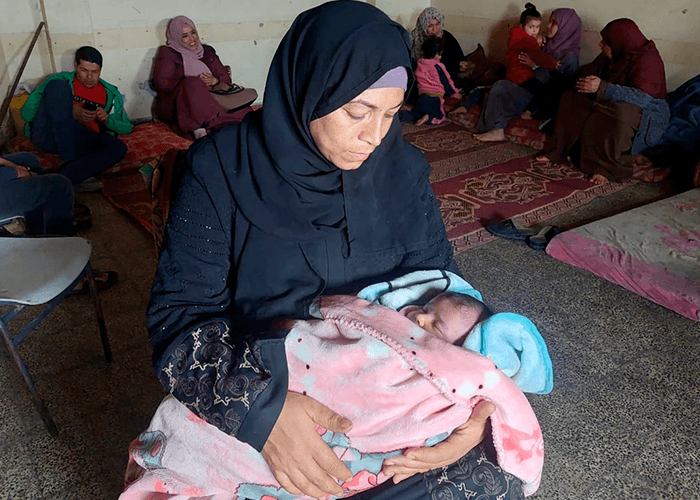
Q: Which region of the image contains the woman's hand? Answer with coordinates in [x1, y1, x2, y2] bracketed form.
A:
[381, 400, 495, 484]
[518, 52, 536, 69]
[576, 75, 601, 93]
[199, 72, 219, 87]
[261, 392, 354, 498]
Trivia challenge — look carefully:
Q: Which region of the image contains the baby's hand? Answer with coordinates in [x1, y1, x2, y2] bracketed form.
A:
[536, 35, 546, 47]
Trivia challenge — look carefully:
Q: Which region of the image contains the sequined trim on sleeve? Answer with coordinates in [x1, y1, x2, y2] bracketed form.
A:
[158, 321, 270, 436]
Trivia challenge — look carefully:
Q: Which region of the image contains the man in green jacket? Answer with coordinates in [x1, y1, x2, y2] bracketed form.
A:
[21, 46, 132, 188]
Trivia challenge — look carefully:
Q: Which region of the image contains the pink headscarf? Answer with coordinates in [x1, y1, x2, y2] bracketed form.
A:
[166, 16, 211, 77]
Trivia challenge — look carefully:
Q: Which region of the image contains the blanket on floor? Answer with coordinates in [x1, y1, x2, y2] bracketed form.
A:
[121, 295, 544, 500]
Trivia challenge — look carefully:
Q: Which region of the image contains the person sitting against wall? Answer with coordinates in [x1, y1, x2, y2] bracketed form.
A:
[474, 4, 563, 142]
[409, 8, 474, 95]
[20, 46, 132, 192]
[537, 18, 669, 184]
[519, 7, 582, 122]
[152, 16, 256, 140]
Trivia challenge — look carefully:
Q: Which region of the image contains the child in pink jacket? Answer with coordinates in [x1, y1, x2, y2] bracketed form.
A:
[400, 37, 461, 125]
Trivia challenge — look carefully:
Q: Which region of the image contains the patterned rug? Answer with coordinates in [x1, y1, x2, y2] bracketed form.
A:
[402, 120, 635, 254]
[100, 119, 634, 255]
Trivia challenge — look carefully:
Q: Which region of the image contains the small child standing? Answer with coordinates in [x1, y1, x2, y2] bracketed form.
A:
[504, 3, 558, 98]
[400, 37, 461, 126]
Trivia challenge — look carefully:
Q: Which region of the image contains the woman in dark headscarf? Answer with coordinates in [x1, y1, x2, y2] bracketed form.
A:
[152, 15, 255, 139]
[538, 18, 670, 184]
[144, 2, 525, 499]
[409, 7, 466, 85]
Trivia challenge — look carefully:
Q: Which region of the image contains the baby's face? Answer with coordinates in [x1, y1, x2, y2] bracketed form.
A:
[403, 294, 482, 344]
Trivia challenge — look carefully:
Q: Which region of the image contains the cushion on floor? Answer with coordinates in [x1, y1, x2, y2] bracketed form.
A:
[6, 122, 193, 175]
[546, 187, 700, 321]
[448, 104, 549, 150]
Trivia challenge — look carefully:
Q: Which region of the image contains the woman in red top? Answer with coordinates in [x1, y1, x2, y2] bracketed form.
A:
[152, 16, 255, 139]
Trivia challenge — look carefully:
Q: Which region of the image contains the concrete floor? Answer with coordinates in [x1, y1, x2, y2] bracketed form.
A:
[1, 179, 698, 500]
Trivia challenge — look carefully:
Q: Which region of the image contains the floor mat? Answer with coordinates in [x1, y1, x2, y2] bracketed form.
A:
[101, 120, 635, 256]
[402, 120, 635, 254]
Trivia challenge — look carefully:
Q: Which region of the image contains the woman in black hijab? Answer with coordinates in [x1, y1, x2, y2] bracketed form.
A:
[146, 2, 523, 499]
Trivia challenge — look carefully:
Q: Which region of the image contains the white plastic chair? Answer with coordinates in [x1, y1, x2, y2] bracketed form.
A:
[0, 234, 112, 436]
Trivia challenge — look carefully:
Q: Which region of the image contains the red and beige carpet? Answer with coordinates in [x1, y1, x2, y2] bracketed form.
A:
[402, 120, 634, 254]
[99, 119, 634, 254]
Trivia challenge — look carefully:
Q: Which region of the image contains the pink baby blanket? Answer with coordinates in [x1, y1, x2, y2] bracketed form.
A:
[121, 295, 544, 499]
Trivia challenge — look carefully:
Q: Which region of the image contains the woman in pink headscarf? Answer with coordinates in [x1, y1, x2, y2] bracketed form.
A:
[152, 16, 255, 139]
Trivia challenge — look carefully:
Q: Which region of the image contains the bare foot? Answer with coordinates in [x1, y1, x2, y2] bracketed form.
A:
[589, 173, 609, 185]
[416, 114, 430, 126]
[474, 129, 506, 142]
[521, 110, 534, 120]
[451, 106, 467, 115]
[535, 154, 551, 163]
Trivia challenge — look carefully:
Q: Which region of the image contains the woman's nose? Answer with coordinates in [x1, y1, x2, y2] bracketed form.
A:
[360, 117, 383, 147]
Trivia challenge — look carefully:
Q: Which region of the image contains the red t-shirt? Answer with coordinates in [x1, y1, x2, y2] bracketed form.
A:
[73, 77, 107, 133]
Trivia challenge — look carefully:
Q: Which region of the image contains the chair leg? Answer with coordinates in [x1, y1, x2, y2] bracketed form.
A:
[86, 262, 112, 363]
[0, 319, 59, 436]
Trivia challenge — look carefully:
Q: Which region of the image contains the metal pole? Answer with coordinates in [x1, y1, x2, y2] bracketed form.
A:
[0, 22, 45, 129]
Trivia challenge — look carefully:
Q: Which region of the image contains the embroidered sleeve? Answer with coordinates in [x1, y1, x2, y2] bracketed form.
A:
[158, 321, 274, 438]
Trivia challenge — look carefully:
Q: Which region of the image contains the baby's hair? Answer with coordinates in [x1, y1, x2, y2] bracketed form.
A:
[422, 36, 445, 59]
[441, 291, 493, 325]
[520, 3, 541, 26]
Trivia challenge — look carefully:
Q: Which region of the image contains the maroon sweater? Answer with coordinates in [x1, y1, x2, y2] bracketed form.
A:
[153, 45, 232, 123]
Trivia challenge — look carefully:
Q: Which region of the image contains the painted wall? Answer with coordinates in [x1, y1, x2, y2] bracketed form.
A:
[1, 0, 697, 130]
[0, 0, 428, 127]
[433, 0, 700, 93]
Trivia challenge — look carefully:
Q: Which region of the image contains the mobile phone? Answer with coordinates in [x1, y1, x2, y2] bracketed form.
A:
[84, 102, 97, 111]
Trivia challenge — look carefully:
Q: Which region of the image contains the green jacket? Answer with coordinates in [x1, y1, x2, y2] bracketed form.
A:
[21, 71, 133, 137]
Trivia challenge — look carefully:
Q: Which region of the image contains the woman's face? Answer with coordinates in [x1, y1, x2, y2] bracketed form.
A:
[599, 39, 613, 59]
[426, 18, 441, 36]
[547, 15, 558, 37]
[181, 24, 199, 51]
[309, 87, 404, 171]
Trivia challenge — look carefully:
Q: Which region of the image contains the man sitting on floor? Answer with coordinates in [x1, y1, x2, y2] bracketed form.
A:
[20, 46, 132, 191]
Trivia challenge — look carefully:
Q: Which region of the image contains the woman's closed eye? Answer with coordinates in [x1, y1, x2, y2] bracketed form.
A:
[345, 110, 366, 121]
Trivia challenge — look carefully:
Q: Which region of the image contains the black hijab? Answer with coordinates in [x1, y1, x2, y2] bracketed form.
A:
[198, 0, 439, 259]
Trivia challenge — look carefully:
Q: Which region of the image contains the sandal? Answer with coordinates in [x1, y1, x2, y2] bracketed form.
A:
[68, 270, 119, 296]
[486, 219, 540, 242]
[526, 226, 562, 251]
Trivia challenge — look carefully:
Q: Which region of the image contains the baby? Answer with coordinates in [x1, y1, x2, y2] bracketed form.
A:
[400, 291, 491, 346]
[359, 270, 553, 395]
